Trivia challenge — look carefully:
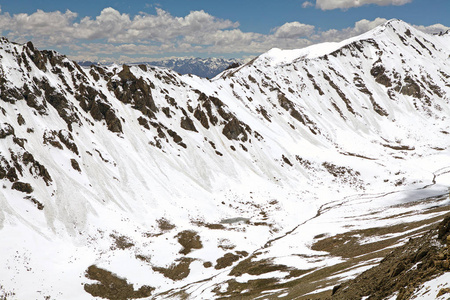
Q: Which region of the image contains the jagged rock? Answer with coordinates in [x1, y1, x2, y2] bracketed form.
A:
[58, 130, 79, 155]
[180, 116, 197, 132]
[331, 216, 450, 300]
[400, 75, 421, 97]
[222, 118, 248, 141]
[282, 155, 293, 166]
[371, 64, 393, 87]
[25, 196, 44, 210]
[108, 65, 157, 118]
[13, 137, 26, 148]
[137, 116, 150, 129]
[0, 123, 14, 138]
[193, 108, 210, 129]
[71, 159, 81, 172]
[167, 129, 183, 144]
[22, 152, 34, 165]
[27, 43, 47, 71]
[17, 114, 25, 126]
[161, 107, 171, 118]
[38, 79, 80, 130]
[43, 130, 64, 149]
[105, 109, 122, 133]
[5, 167, 18, 182]
[11, 181, 33, 194]
[438, 216, 450, 242]
[22, 85, 46, 114]
[89, 101, 104, 121]
[35, 163, 52, 185]
[118, 64, 136, 81]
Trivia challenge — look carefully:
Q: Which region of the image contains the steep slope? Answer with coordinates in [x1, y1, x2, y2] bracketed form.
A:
[0, 19, 449, 299]
[330, 216, 450, 300]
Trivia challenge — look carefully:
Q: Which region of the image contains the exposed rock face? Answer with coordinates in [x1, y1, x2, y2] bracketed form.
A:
[11, 181, 33, 193]
[222, 118, 248, 141]
[0, 123, 14, 138]
[331, 215, 450, 300]
[371, 64, 392, 87]
[180, 116, 197, 132]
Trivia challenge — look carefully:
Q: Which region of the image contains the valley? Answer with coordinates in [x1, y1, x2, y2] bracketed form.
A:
[0, 19, 449, 299]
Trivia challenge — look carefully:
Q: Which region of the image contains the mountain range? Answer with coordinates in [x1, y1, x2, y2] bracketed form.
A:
[78, 57, 242, 79]
[0, 19, 450, 299]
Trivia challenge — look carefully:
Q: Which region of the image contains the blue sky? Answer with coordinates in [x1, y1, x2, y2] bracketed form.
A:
[0, 0, 448, 62]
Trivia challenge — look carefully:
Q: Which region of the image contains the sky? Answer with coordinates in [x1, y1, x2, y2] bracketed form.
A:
[0, 0, 448, 63]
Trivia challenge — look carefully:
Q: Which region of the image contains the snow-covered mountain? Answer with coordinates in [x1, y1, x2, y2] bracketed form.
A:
[79, 57, 242, 79]
[144, 57, 241, 78]
[0, 19, 450, 299]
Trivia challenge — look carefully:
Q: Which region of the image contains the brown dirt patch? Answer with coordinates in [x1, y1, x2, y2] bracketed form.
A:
[84, 265, 154, 300]
[153, 257, 194, 281]
[176, 230, 203, 255]
[157, 218, 175, 231]
[110, 233, 134, 250]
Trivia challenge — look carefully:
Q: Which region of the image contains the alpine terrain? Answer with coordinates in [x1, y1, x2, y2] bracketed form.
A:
[79, 58, 241, 79]
[145, 57, 242, 78]
[0, 19, 450, 299]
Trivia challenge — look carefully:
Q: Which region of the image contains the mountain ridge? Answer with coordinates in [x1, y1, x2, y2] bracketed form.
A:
[78, 57, 242, 78]
[0, 19, 449, 299]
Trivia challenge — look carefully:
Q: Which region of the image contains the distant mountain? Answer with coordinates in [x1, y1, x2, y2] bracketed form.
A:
[144, 57, 242, 78]
[1, 19, 450, 299]
[77, 60, 104, 67]
[78, 57, 243, 78]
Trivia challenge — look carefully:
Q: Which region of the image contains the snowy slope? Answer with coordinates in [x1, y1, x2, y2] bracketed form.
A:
[0, 19, 449, 299]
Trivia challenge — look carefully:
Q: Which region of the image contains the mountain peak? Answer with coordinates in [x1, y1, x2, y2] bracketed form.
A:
[249, 18, 443, 70]
[372, 18, 415, 35]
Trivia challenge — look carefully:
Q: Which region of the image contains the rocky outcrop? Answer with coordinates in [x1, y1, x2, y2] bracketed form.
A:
[222, 117, 248, 141]
[0, 123, 14, 139]
[331, 215, 450, 300]
[370, 64, 393, 88]
[11, 181, 33, 194]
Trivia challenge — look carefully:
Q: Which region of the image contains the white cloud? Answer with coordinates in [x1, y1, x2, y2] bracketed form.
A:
[0, 7, 238, 46]
[302, 1, 314, 8]
[0, 9, 78, 45]
[273, 22, 315, 38]
[413, 23, 450, 35]
[0, 7, 447, 62]
[74, 7, 131, 40]
[316, 0, 412, 10]
[311, 18, 387, 42]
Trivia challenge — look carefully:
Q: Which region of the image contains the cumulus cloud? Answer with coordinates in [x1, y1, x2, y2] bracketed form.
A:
[311, 18, 388, 42]
[413, 23, 450, 35]
[0, 9, 78, 45]
[0, 7, 447, 62]
[273, 22, 315, 39]
[316, 0, 412, 10]
[302, 1, 314, 8]
[0, 7, 238, 46]
[74, 7, 132, 40]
